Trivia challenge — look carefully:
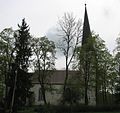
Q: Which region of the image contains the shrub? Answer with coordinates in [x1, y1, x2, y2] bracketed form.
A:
[34, 104, 120, 113]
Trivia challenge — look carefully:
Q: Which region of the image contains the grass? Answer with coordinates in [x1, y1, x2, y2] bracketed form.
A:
[79, 112, 120, 113]
[18, 109, 120, 113]
[18, 110, 36, 113]
[17, 105, 120, 113]
[17, 107, 120, 113]
[85, 112, 120, 113]
[17, 107, 37, 113]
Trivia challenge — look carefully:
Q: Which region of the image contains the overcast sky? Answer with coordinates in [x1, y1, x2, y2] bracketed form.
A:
[0, 0, 120, 69]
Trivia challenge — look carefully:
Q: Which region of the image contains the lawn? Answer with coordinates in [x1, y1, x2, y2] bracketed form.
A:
[18, 110, 120, 113]
[17, 109, 120, 113]
[18, 110, 36, 113]
[17, 107, 37, 113]
[18, 109, 120, 113]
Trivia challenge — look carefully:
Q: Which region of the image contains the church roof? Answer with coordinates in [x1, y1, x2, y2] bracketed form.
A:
[31, 70, 80, 85]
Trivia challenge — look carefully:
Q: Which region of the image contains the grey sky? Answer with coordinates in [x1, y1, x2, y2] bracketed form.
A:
[0, 0, 120, 69]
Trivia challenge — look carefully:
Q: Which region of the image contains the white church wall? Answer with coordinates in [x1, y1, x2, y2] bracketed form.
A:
[31, 84, 63, 105]
[31, 83, 96, 105]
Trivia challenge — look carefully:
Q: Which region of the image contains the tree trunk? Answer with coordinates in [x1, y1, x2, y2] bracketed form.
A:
[63, 66, 68, 92]
[63, 54, 69, 97]
[38, 58, 47, 105]
[85, 79, 88, 105]
[41, 84, 47, 105]
[95, 55, 99, 105]
[10, 69, 18, 113]
[84, 60, 89, 105]
[5, 69, 9, 109]
[95, 74, 98, 105]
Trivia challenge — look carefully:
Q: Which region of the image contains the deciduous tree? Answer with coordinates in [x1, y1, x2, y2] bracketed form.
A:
[32, 36, 56, 104]
[57, 13, 82, 96]
[0, 28, 15, 106]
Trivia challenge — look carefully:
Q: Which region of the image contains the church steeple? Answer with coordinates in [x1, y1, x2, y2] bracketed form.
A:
[82, 4, 91, 45]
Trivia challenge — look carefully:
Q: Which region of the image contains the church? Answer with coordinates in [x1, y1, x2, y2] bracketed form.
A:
[31, 4, 96, 105]
[31, 70, 95, 105]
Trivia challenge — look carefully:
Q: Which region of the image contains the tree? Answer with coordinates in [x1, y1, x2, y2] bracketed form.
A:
[74, 34, 115, 105]
[8, 19, 32, 112]
[57, 13, 82, 96]
[32, 36, 56, 104]
[114, 36, 120, 104]
[94, 35, 115, 105]
[78, 36, 94, 105]
[0, 28, 15, 107]
[0, 38, 6, 99]
[80, 4, 93, 105]
[62, 72, 84, 105]
[15, 19, 32, 70]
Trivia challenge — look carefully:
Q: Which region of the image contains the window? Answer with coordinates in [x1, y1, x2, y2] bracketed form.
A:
[38, 88, 43, 101]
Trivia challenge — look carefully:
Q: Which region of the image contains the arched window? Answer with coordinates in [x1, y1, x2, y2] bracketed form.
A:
[38, 88, 43, 101]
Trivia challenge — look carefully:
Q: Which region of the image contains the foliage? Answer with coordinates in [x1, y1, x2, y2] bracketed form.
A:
[114, 36, 120, 104]
[32, 36, 56, 104]
[93, 35, 115, 93]
[32, 36, 56, 71]
[7, 19, 33, 112]
[0, 28, 15, 100]
[62, 73, 84, 105]
[74, 34, 116, 105]
[15, 18, 32, 104]
[0, 39, 6, 98]
[34, 104, 120, 113]
[92, 35, 115, 105]
[15, 18, 32, 70]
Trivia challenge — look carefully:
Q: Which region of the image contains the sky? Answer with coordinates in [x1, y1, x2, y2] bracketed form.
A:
[0, 0, 120, 69]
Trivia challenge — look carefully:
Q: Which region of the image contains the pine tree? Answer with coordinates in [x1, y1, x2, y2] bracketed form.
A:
[8, 19, 32, 112]
[15, 18, 32, 70]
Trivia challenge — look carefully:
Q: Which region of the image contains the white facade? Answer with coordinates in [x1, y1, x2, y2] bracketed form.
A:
[31, 84, 63, 105]
[31, 70, 96, 105]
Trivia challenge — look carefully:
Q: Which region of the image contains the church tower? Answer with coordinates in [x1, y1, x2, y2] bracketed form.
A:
[82, 4, 91, 46]
[82, 4, 92, 105]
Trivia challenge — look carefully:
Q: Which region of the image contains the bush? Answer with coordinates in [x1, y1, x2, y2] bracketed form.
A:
[34, 104, 120, 113]
[0, 99, 5, 113]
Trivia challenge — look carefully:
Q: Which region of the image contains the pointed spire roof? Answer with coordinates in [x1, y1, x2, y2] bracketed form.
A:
[82, 4, 91, 45]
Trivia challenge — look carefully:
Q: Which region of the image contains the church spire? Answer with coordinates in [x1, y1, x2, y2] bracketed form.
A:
[82, 4, 91, 45]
